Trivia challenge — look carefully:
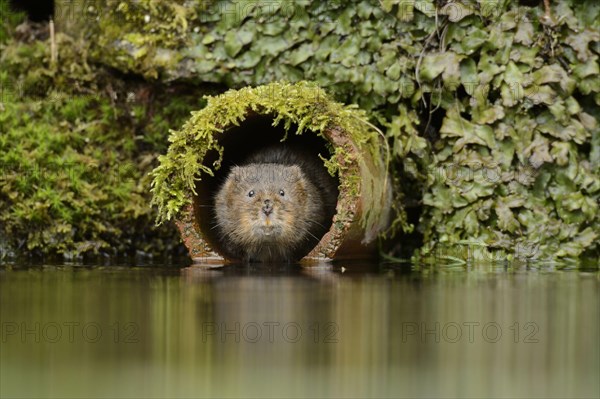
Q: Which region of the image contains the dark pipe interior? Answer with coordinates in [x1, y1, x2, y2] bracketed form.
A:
[9, 0, 54, 22]
[194, 115, 339, 259]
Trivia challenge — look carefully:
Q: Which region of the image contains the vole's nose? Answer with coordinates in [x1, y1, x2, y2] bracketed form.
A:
[262, 199, 273, 216]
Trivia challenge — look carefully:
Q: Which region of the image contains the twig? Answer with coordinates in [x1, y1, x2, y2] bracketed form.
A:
[415, 29, 438, 107]
[543, 0, 552, 19]
[541, 0, 554, 25]
[50, 19, 57, 66]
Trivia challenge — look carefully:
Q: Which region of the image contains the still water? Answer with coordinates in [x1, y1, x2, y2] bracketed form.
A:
[0, 261, 598, 398]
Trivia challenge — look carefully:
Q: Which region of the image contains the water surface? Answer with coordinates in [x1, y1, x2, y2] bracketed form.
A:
[1, 261, 598, 398]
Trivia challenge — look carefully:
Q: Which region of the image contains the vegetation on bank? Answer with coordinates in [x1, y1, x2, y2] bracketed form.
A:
[2, 0, 598, 262]
[108, 0, 597, 262]
[0, 7, 212, 259]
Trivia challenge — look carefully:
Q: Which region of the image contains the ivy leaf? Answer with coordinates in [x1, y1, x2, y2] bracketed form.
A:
[419, 51, 462, 85]
[565, 28, 600, 61]
[514, 17, 534, 45]
[224, 31, 243, 57]
[287, 43, 313, 66]
[495, 199, 521, 233]
[440, 108, 496, 152]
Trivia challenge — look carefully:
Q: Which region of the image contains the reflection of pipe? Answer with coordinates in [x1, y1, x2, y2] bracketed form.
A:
[171, 82, 391, 263]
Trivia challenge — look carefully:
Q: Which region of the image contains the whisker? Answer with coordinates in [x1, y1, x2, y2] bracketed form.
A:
[297, 226, 320, 242]
[305, 219, 327, 229]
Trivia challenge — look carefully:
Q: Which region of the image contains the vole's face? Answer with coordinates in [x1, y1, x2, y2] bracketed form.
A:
[226, 164, 307, 244]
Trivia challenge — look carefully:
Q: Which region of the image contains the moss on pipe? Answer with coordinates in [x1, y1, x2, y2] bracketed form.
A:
[150, 81, 403, 245]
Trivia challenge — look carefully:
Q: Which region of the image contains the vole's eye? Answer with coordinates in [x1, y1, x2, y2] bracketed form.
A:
[248, 190, 255, 197]
[279, 189, 285, 197]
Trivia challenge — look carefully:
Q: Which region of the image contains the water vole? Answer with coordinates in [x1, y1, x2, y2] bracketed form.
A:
[214, 146, 338, 262]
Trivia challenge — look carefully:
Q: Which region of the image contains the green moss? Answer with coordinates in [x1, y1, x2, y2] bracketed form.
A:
[0, 0, 25, 44]
[0, 26, 211, 259]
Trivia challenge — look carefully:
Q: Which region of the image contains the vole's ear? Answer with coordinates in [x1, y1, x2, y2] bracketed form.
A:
[229, 166, 243, 183]
[283, 165, 303, 183]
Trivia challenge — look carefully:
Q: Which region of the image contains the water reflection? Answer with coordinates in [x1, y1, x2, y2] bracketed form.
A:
[1, 261, 598, 398]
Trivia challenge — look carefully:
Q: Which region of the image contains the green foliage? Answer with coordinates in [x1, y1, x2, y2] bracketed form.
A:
[0, 0, 25, 44]
[0, 29, 208, 258]
[414, 2, 600, 262]
[86, 0, 600, 262]
[5, 0, 599, 262]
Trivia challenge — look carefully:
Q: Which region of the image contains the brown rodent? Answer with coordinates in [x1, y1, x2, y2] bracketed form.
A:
[214, 146, 338, 262]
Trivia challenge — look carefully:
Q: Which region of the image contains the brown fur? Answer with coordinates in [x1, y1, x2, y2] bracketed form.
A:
[214, 147, 338, 262]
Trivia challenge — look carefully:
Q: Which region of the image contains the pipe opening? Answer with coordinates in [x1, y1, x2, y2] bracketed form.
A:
[193, 114, 340, 261]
